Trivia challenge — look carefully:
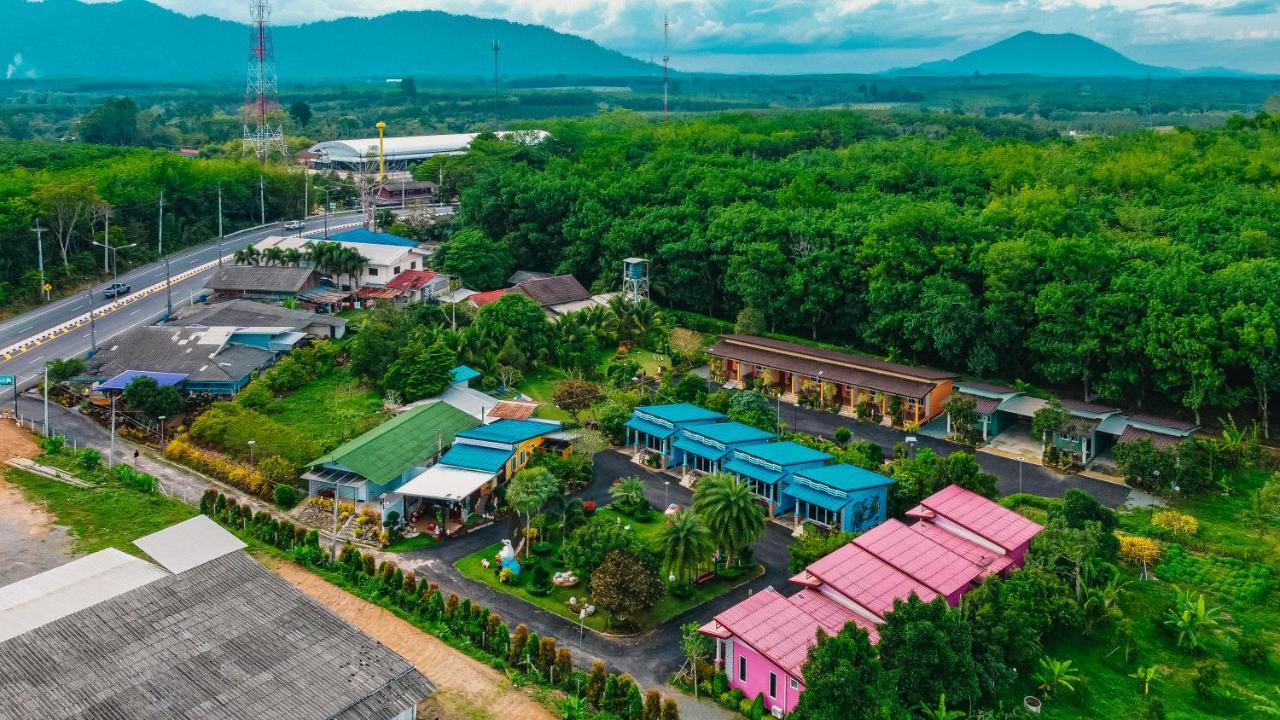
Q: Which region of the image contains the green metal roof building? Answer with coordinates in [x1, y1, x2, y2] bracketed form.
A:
[305, 402, 481, 502]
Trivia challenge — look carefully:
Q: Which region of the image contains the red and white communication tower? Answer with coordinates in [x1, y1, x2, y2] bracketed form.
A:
[244, 0, 287, 162]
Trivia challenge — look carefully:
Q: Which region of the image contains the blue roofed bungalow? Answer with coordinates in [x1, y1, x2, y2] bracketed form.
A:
[450, 418, 563, 480]
[784, 464, 894, 533]
[626, 403, 726, 464]
[723, 441, 833, 517]
[671, 421, 776, 475]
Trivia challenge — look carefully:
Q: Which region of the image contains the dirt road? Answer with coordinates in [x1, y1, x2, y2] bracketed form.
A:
[0, 420, 74, 585]
[264, 557, 557, 720]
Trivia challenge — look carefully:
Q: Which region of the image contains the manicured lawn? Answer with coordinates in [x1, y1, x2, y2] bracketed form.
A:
[516, 366, 574, 422]
[1006, 471, 1280, 719]
[4, 467, 197, 557]
[385, 533, 438, 553]
[272, 371, 389, 452]
[455, 506, 762, 634]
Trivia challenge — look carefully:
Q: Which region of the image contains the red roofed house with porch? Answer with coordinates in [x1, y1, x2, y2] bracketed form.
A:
[699, 484, 1042, 717]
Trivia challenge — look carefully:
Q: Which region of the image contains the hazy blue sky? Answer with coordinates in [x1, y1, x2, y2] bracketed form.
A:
[120, 1, 1280, 73]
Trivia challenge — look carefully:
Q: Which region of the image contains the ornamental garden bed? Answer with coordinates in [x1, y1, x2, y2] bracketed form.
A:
[454, 505, 762, 634]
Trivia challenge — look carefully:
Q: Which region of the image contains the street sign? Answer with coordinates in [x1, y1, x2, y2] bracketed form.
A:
[42, 283, 52, 292]
[0, 375, 14, 386]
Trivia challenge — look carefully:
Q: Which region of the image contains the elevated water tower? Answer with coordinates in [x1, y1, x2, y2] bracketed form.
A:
[622, 257, 650, 303]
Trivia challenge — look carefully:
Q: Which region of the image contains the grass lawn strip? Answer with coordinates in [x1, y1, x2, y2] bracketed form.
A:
[271, 371, 389, 451]
[455, 506, 764, 634]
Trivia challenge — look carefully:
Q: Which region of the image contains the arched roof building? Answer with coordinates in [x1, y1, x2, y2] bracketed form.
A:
[305, 130, 547, 170]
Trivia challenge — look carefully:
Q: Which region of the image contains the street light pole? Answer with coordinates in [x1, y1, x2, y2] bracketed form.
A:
[217, 185, 224, 266]
[32, 222, 47, 302]
[1017, 454, 1024, 495]
[158, 415, 167, 449]
[42, 363, 49, 437]
[247, 439, 256, 465]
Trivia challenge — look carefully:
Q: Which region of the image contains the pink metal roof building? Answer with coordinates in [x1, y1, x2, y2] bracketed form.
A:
[700, 484, 1043, 717]
[906, 484, 1042, 559]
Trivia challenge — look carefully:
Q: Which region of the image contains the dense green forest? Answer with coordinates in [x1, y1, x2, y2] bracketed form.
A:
[0, 142, 308, 307]
[441, 109, 1280, 432]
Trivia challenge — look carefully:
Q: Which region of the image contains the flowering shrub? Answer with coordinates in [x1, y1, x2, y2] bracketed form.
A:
[166, 434, 266, 496]
[1118, 533, 1163, 566]
[1153, 510, 1200, 536]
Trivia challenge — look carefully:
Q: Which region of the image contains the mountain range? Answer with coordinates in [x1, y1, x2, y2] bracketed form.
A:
[893, 31, 1255, 78]
[0, 2, 1257, 82]
[0, 0, 654, 81]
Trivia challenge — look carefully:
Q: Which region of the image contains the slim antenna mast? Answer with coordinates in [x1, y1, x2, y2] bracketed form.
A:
[492, 40, 501, 131]
[244, 0, 286, 162]
[662, 14, 670, 119]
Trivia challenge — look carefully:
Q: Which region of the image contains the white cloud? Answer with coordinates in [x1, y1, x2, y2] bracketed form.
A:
[95, 0, 1280, 72]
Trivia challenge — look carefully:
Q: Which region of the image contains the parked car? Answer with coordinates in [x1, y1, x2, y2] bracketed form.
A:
[102, 282, 131, 299]
[283, 220, 304, 231]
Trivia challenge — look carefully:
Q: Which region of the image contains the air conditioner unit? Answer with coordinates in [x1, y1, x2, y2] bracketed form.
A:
[771, 706, 784, 719]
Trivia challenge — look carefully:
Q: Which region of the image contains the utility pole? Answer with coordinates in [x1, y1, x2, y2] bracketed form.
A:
[109, 394, 117, 468]
[102, 208, 111, 273]
[216, 185, 224, 266]
[663, 13, 670, 119]
[302, 168, 309, 235]
[42, 363, 49, 438]
[259, 175, 266, 225]
[163, 252, 173, 321]
[32, 223, 47, 302]
[85, 288, 97, 355]
[157, 190, 165, 254]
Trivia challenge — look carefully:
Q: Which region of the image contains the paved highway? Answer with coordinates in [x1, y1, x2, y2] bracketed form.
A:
[0, 212, 365, 393]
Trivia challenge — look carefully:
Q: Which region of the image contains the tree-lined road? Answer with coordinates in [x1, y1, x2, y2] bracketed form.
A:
[0, 213, 363, 392]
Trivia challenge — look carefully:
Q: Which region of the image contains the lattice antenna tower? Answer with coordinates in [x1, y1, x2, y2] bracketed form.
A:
[492, 40, 502, 130]
[662, 14, 670, 119]
[244, 0, 287, 162]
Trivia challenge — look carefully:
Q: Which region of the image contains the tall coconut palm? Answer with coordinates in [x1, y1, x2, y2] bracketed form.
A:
[262, 246, 286, 266]
[659, 510, 715, 584]
[233, 246, 260, 266]
[281, 247, 303, 267]
[692, 472, 765, 566]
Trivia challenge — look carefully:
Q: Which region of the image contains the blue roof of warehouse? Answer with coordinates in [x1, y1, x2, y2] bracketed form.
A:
[457, 419, 561, 444]
[329, 228, 418, 247]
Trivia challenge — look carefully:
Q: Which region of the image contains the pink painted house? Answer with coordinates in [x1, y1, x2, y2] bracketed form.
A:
[699, 484, 1043, 716]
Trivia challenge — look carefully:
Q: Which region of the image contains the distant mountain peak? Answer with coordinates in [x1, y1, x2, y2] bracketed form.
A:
[0, 0, 654, 81]
[892, 30, 1245, 78]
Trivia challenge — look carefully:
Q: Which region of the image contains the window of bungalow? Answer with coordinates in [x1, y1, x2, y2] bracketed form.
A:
[750, 478, 773, 503]
[803, 501, 840, 528]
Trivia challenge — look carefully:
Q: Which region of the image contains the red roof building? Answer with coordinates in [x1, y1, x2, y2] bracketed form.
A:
[701, 484, 1042, 717]
[467, 289, 511, 308]
[386, 270, 439, 290]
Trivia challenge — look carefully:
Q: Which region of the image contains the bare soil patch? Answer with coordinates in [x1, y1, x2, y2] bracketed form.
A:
[263, 557, 556, 720]
[0, 419, 75, 584]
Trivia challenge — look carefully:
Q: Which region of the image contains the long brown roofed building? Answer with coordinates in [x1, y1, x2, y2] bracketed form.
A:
[707, 335, 955, 425]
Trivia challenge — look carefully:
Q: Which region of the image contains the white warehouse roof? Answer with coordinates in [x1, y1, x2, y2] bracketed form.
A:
[308, 129, 548, 164]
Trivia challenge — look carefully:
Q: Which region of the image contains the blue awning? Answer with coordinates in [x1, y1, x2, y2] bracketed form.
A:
[451, 365, 481, 384]
[626, 416, 676, 440]
[673, 436, 730, 462]
[723, 458, 785, 485]
[98, 370, 187, 391]
[784, 483, 848, 512]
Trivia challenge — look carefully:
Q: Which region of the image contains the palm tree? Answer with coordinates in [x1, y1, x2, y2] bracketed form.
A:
[281, 247, 303, 267]
[1082, 560, 1130, 634]
[1034, 656, 1081, 698]
[609, 476, 647, 512]
[918, 695, 966, 720]
[505, 467, 559, 559]
[692, 472, 765, 566]
[233, 246, 260, 265]
[262, 246, 286, 266]
[659, 510, 715, 584]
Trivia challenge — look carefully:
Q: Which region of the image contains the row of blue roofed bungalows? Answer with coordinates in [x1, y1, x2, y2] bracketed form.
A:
[626, 403, 892, 533]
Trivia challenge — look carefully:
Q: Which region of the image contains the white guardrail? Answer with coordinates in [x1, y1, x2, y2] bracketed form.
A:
[0, 220, 364, 363]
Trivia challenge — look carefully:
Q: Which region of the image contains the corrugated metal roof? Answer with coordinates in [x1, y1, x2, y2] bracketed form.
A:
[513, 274, 592, 307]
[330, 228, 419, 247]
[794, 464, 895, 493]
[717, 335, 957, 381]
[708, 340, 939, 399]
[702, 588, 857, 678]
[0, 548, 169, 642]
[735, 441, 832, 467]
[635, 403, 725, 424]
[487, 401, 537, 420]
[1118, 425, 1183, 450]
[958, 390, 1001, 416]
[783, 482, 848, 512]
[440, 443, 512, 473]
[723, 458, 786, 485]
[917, 484, 1043, 553]
[456, 418, 560, 444]
[909, 520, 1013, 575]
[97, 370, 188, 391]
[854, 520, 989, 597]
[801, 541, 939, 619]
[132, 516, 247, 574]
[673, 435, 731, 462]
[398, 464, 495, 502]
[310, 402, 480, 486]
[0, 551, 434, 720]
[1126, 413, 1198, 433]
[451, 365, 482, 384]
[684, 421, 775, 446]
[204, 265, 318, 293]
[625, 416, 678, 440]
